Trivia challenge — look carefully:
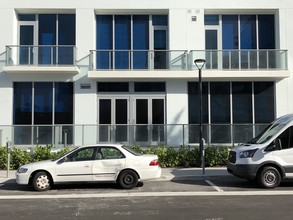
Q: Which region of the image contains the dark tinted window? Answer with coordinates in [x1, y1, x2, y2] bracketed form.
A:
[97, 82, 129, 92]
[134, 82, 165, 92]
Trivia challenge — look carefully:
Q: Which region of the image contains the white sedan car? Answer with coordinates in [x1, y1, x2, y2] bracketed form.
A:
[16, 144, 161, 191]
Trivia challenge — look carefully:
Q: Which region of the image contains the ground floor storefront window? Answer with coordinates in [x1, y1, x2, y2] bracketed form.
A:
[188, 81, 274, 144]
[13, 82, 73, 145]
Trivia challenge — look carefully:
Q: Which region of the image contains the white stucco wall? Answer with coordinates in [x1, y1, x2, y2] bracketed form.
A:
[1, 0, 293, 146]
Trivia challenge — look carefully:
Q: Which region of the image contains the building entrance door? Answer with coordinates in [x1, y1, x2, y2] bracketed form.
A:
[133, 97, 165, 145]
[98, 97, 129, 143]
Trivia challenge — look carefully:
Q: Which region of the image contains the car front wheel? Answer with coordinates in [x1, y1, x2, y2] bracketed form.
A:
[258, 166, 281, 188]
[118, 170, 139, 189]
[32, 171, 52, 191]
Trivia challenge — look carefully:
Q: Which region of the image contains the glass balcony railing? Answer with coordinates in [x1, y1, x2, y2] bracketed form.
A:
[89, 50, 188, 70]
[6, 45, 76, 66]
[89, 49, 288, 71]
[0, 123, 268, 147]
[190, 49, 288, 71]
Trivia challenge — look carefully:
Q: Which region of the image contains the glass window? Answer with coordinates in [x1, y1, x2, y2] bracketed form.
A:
[115, 15, 131, 69]
[133, 15, 149, 69]
[39, 14, 56, 65]
[18, 14, 35, 21]
[211, 82, 230, 123]
[55, 82, 73, 124]
[97, 82, 129, 92]
[58, 14, 75, 45]
[34, 82, 53, 125]
[96, 15, 113, 69]
[204, 15, 219, 25]
[232, 82, 252, 123]
[152, 15, 168, 26]
[68, 147, 95, 161]
[254, 82, 275, 123]
[188, 82, 208, 124]
[258, 15, 275, 49]
[222, 15, 238, 49]
[39, 14, 56, 45]
[134, 82, 165, 92]
[240, 15, 256, 49]
[58, 14, 76, 64]
[100, 147, 125, 159]
[13, 82, 32, 125]
[99, 100, 111, 124]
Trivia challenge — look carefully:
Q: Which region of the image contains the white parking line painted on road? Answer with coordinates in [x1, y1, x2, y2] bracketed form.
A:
[2, 191, 293, 200]
[205, 180, 224, 192]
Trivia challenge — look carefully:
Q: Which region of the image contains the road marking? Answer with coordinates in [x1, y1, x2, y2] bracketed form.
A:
[205, 180, 224, 192]
[2, 191, 293, 200]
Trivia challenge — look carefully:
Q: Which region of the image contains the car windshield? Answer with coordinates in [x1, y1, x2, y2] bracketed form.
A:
[247, 123, 286, 144]
[122, 146, 142, 156]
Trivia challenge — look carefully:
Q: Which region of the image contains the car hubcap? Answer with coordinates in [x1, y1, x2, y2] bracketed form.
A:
[124, 174, 134, 185]
[264, 171, 277, 185]
[36, 175, 50, 189]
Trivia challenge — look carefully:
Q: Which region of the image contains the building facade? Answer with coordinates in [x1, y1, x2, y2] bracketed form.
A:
[0, 0, 292, 147]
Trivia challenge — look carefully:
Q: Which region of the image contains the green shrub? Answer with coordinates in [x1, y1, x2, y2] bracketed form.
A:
[10, 148, 32, 170]
[0, 147, 7, 169]
[32, 145, 53, 162]
[1, 144, 230, 170]
[205, 146, 229, 167]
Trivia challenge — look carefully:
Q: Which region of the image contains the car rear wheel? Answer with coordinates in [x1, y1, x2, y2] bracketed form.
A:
[258, 166, 281, 188]
[118, 170, 138, 189]
[32, 171, 52, 191]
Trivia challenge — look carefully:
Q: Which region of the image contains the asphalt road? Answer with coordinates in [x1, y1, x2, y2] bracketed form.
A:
[1, 176, 293, 219]
[0, 195, 293, 220]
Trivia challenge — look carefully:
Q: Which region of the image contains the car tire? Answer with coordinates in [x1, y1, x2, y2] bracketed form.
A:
[32, 171, 52, 191]
[258, 166, 281, 188]
[118, 170, 139, 189]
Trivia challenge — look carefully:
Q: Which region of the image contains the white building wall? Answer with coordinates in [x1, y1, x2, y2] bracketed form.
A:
[1, 0, 293, 146]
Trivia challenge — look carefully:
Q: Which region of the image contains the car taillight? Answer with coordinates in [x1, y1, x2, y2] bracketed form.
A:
[149, 159, 159, 166]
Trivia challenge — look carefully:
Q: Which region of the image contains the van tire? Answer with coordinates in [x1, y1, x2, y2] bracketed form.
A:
[257, 166, 281, 188]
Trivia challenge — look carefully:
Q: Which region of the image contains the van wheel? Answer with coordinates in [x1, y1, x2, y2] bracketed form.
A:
[258, 166, 281, 188]
[32, 171, 52, 191]
[118, 170, 138, 189]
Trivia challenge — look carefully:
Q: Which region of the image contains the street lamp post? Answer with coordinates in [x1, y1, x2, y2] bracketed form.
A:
[194, 59, 206, 175]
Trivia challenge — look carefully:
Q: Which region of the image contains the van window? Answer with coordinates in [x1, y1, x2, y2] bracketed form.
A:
[277, 127, 293, 149]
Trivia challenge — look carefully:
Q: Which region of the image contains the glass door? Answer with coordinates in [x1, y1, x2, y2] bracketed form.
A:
[133, 97, 165, 144]
[98, 97, 129, 143]
[205, 28, 221, 70]
[19, 22, 38, 65]
[152, 28, 168, 69]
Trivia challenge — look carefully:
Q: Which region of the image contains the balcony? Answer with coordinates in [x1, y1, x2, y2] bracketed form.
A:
[88, 49, 289, 79]
[3, 45, 79, 74]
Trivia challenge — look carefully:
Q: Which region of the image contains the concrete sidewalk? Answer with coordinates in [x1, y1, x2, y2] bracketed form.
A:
[0, 167, 229, 184]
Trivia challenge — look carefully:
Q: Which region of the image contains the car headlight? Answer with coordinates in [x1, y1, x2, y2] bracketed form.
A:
[17, 167, 28, 173]
[239, 149, 258, 158]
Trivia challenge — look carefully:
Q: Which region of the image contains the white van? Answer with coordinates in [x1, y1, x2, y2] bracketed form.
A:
[227, 114, 293, 188]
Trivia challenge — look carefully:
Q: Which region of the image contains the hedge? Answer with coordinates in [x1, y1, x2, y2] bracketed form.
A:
[0, 145, 230, 170]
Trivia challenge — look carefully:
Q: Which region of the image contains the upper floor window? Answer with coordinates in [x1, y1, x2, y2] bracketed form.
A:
[17, 13, 76, 65]
[205, 14, 275, 50]
[96, 15, 168, 70]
